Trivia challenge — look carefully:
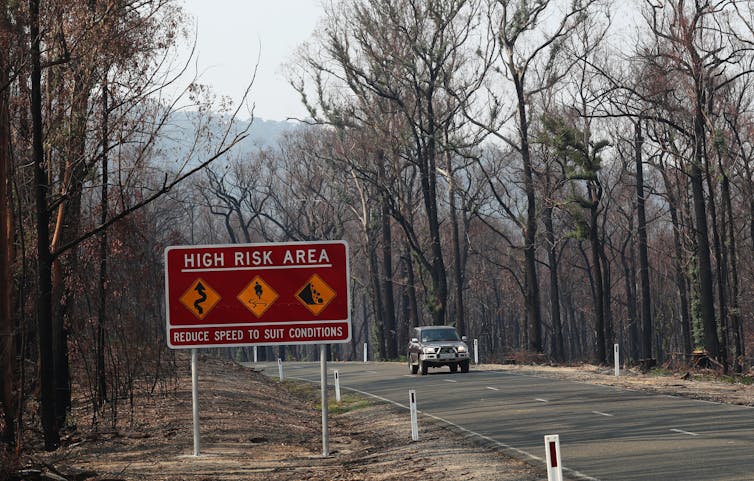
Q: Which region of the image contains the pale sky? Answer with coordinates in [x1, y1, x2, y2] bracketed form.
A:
[176, 0, 326, 121]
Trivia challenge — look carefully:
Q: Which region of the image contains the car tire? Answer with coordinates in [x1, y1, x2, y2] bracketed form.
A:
[460, 359, 470, 373]
[449, 363, 458, 373]
[420, 361, 428, 375]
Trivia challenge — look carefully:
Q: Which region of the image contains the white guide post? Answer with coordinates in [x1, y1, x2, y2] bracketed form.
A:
[474, 339, 479, 365]
[544, 434, 563, 481]
[334, 370, 341, 403]
[253, 346, 257, 364]
[614, 344, 620, 377]
[409, 389, 419, 441]
[191, 349, 200, 456]
[363, 342, 368, 363]
[278, 358, 284, 381]
[320, 344, 330, 456]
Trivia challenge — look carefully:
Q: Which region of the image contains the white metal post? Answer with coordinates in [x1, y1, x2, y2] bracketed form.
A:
[474, 338, 479, 365]
[253, 346, 257, 364]
[334, 370, 341, 403]
[363, 342, 368, 363]
[544, 434, 563, 481]
[614, 344, 620, 377]
[191, 349, 200, 456]
[409, 389, 419, 441]
[320, 344, 330, 456]
[278, 358, 284, 381]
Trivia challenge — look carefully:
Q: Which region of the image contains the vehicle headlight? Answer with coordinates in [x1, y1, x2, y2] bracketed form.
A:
[457, 345, 467, 353]
[422, 347, 438, 354]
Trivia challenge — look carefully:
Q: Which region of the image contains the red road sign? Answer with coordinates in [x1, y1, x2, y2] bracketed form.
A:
[165, 241, 350, 348]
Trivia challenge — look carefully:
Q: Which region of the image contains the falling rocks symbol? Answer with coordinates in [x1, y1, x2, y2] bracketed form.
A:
[298, 282, 323, 305]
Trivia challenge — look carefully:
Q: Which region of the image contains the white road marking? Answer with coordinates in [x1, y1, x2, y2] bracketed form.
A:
[486, 386, 500, 391]
[535, 398, 548, 403]
[592, 411, 613, 417]
[445, 379, 458, 383]
[670, 428, 699, 436]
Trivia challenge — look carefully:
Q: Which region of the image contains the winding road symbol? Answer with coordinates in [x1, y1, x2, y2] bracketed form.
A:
[193, 282, 208, 314]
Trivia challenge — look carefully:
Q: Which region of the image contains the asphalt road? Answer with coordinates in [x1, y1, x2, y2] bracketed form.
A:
[250, 360, 754, 481]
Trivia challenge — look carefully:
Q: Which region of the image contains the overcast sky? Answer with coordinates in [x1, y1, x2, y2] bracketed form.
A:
[175, 0, 325, 122]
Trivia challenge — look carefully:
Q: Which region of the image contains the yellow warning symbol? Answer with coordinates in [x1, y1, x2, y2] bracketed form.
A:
[179, 278, 221, 320]
[238, 275, 278, 318]
[296, 274, 336, 316]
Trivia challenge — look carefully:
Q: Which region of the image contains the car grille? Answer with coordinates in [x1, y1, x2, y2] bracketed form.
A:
[439, 346, 456, 354]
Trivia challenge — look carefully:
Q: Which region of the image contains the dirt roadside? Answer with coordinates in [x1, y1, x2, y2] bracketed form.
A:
[20, 357, 754, 481]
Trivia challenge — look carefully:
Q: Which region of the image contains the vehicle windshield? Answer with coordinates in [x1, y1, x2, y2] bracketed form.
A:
[421, 328, 460, 342]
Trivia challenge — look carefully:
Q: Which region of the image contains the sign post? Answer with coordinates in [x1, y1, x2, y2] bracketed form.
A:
[320, 344, 329, 456]
[191, 349, 200, 456]
[474, 338, 479, 365]
[165, 241, 351, 457]
[614, 344, 620, 377]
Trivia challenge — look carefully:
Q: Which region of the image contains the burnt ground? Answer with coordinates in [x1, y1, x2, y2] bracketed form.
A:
[11, 356, 754, 481]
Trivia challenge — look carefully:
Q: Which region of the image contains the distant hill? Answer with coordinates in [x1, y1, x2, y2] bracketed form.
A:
[152, 111, 300, 171]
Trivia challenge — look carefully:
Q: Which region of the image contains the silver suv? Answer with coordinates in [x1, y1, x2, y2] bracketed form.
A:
[407, 325, 470, 375]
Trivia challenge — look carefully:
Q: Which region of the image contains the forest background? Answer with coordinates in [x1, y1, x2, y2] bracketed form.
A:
[2, 0, 754, 458]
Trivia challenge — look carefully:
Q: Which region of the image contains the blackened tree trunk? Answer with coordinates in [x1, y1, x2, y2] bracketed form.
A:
[620, 234, 640, 361]
[97, 74, 109, 405]
[402, 244, 419, 330]
[517, 88, 542, 353]
[658, 157, 692, 357]
[704, 143, 729, 370]
[30, 0, 59, 449]
[722, 173, 743, 370]
[691, 110, 719, 360]
[380, 193, 397, 359]
[544, 203, 563, 361]
[588, 189, 606, 364]
[634, 121, 653, 360]
[446, 152, 466, 337]
[0, 15, 15, 447]
[368, 229, 385, 360]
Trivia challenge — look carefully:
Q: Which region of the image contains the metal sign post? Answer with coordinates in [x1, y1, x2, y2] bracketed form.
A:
[474, 338, 479, 364]
[253, 346, 257, 363]
[320, 344, 329, 456]
[363, 342, 368, 363]
[278, 358, 284, 381]
[614, 344, 620, 377]
[191, 349, 200, 456]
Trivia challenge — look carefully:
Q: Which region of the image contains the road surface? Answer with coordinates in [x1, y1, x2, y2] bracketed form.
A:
[250, 361, 754, 481]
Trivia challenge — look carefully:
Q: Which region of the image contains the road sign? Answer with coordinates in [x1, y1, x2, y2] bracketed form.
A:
[165, 240, 350, 348]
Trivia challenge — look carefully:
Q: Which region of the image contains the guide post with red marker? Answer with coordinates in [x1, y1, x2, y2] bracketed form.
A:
[409, 390, 419, 441]
[544, 434, 563, 481]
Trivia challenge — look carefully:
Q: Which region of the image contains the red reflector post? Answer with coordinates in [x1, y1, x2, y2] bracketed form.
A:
[549, 441, 558, 467]
[544, 434, 563, 481]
